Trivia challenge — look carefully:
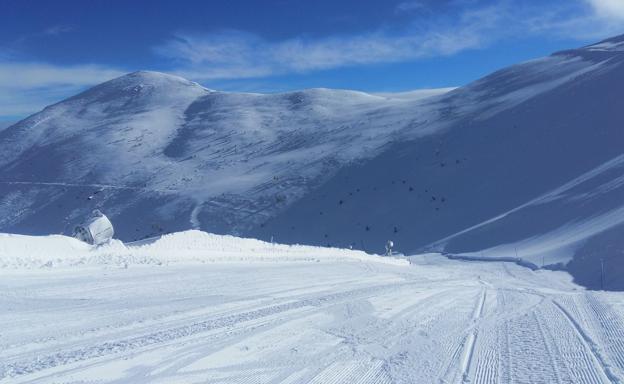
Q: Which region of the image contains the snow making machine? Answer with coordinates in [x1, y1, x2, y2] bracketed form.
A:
[73, 210, 114, 245]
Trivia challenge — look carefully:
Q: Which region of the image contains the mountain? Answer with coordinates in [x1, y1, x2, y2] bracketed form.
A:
[0, 71, 447, 239]
[253, 35, 624, 289]
[1, 35, 624, 289]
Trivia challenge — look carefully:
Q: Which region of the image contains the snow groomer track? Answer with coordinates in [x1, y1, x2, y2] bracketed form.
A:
[1, 231, 624, 384]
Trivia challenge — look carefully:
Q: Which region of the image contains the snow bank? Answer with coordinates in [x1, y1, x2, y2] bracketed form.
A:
[0, 233, 91, 268]
[0, 230, 408, 269]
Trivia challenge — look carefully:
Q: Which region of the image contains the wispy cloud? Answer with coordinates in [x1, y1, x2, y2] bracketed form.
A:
[0, 62, 123, 89]
[587, 0, 624, 19]
[0, 62, 124, 118]
[395, 1, 426, 13]
[160, 28, 486, 80]
[43, 25, 74, 36]
[518, 0, 624, 40]
[158, 5, 503, 81]
[157, 0, 623, 82]
[0, 49, 12, 60]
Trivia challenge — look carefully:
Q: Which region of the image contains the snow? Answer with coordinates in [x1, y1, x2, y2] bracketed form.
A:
[586, 41, 624, 51]
[2, 31, 624, 384]
[431, 154, 624, 267]
[0, 230, 408, 269]
[6, 45, 612, 247]
[1, 35, 624, 292]
[584, 35, 624, 52]
[373, 87, 456, 100]
[250, 37, 624, 290]
[0, 73, 448, 241]
[3, 232, 624, 383]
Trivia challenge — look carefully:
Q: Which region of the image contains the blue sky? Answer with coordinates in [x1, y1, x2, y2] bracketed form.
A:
[1, 0, 623, 121]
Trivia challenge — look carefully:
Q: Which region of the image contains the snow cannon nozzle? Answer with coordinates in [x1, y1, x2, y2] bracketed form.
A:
[73, 210, 114, 245]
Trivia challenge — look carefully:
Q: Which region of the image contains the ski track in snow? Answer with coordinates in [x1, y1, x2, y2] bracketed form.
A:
[1, 251, 624, 383]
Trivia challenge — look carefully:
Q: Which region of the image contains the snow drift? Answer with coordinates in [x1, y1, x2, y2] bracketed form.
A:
[0, 230, 408, 269]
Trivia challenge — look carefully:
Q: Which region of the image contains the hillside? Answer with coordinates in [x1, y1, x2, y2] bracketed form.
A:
[253, 35, 624, 288]
[1, 35, 624, 289]
[0, 71, 447, 239]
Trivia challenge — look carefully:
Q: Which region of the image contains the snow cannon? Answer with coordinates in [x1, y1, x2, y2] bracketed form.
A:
[73, 210, 114, 245]
[385, 240, 394, 256]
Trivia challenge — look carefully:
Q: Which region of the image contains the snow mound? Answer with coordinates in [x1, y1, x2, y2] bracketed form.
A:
[0, 230, 408, 269]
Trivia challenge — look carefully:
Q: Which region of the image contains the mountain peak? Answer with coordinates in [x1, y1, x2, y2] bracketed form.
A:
[62, 70, 209, 107]
[102, 70, 206, 90]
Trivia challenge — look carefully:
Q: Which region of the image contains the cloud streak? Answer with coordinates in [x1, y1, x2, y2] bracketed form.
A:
[158, 6, 502, 80]
[44, 25, 74, 36]
[0, 63, 124, 118]
[395, 1, 426, 13]
[0, 62, 123, 89]
[157, 0, 623, 81]
[588, 0, 624, 20]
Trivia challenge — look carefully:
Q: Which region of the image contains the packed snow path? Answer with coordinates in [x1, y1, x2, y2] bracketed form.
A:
[2, 257, 624, 383]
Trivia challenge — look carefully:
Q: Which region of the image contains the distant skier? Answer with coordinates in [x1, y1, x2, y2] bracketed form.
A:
[385, 240, 394, 256]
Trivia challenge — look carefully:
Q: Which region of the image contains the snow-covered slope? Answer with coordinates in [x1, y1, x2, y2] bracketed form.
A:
[1, 35, 624, 289]
[252, 35, 624, 289]
[4, 234, 624, 384]
[0, 71, 445, 240]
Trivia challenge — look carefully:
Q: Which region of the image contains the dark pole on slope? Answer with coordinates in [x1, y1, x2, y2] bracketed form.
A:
[600, 258, 605, 291]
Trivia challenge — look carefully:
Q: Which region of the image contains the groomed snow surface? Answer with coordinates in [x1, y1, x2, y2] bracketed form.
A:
[3, 231, 624, 383]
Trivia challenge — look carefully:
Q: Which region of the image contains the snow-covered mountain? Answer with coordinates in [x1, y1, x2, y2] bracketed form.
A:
[253, 35, 624, 289]
[1, 35, 624, 289]
[0, 71, 447, 239]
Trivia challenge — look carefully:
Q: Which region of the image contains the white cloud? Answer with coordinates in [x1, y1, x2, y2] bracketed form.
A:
[156, 0, 624, 82]
[163, 30, 484, 81]
[158, 6, 502, 81]
[587, 0, 624, 20]
[44, 25, 74, 36]
[0, 62, 123, 89]
[396, 1, 426, 12]
[0, 62, 124, 118]
[0, 84, 78, 117]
